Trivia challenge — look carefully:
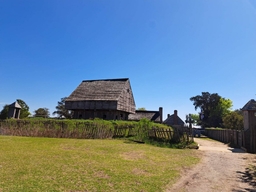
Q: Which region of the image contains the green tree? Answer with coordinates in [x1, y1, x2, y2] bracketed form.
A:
[52, 97, 73, 119]
[0, 105, 9, 119]
[190, 92, 232, 127]
[190, 114, 200, 124]
[34, 108, 50, 118]
[137, 107, 146, 111]
[17, 99, 30, 119]
[223, 111, 243, 130]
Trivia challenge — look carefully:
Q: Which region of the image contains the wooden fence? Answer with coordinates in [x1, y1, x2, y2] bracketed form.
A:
[204, 129, 246, 149]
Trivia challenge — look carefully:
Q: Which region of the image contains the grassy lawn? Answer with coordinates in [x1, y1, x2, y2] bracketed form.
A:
[0, 136, 199, 192]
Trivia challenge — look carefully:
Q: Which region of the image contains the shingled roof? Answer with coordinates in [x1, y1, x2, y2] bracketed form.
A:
[66, 78, 131, 101]
[163, 110, 185, 126]
[242, 99, 256, 111]
[128, 110, 162, 122]
[9, 101, 21, 109]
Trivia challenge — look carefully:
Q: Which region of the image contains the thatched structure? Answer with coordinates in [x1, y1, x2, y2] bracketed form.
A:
[65, 78, 136, 120]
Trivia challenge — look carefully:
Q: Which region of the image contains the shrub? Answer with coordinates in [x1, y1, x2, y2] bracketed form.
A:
[223, 111, 243, 130]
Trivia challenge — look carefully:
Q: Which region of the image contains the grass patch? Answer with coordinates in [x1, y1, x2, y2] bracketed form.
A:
[0, 136, 199, 192]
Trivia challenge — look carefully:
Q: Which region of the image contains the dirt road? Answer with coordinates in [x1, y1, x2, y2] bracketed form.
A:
[166, 137, 256, 192]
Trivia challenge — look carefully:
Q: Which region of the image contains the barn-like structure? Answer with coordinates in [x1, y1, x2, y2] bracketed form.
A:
[65, 78, 136, 120]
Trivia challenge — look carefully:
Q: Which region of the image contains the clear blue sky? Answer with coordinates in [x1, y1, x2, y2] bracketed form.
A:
[1, 0, 256, 120]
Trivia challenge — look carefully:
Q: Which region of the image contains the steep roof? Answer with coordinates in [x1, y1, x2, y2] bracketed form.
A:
[128, 110, 161, 122]
[66, 78, 130, 101]
[9, 101, 21, 109]
[163, 114, 184, 126]
[242, 99, 256, 111]
[163, 110, 185, 126]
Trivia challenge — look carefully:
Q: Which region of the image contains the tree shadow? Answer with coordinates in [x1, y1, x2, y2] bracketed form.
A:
[236, 165, 256, 191]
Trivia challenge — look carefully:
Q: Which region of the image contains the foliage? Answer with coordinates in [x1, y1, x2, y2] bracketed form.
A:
[52, 97, 73, 119]
[0, 99, 30, 119]
[137, 107, 146, 111]
[17, 99, 30, 119]
[223, 111, 243, 130]
[0, 105, 9, 119]
[134, 118, 153, 142]
[0, 136, 199, 191]
[190, 92, 233, 127]
[0, 118, 171, 140]
[34, 108, 50, 118]
[190, 114, 200, 124]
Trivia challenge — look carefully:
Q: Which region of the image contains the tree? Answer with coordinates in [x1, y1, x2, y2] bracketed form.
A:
[137, 107, 146, 111]
[190, 92, 233, 127]
[190, 114, 200, 124]
[34, 108, 50, 118]
[0, 99, 30, 119]
[52, 97, 73, 119]
[0, 105, 9, 119]
[17, 99, 30, 119]
[223, 111, 243, 130]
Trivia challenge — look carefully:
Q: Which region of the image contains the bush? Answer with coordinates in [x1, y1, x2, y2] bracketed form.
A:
[223, 111, 243, 130]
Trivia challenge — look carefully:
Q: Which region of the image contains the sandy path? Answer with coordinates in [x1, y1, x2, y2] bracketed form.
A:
[166, 137, 256, 192]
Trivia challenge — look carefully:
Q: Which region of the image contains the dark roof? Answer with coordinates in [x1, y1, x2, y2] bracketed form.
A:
[242, 99, 256, 111]
[128, 110, 161, 122]
[163, 114, 184, 126]
[66, 78, 130, 101]
[9, 101, 21, 109]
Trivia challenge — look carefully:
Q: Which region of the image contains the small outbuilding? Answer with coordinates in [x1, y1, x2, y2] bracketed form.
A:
[163, 110, 185, 128]
[8, 101, 21, 119]
[65, 78, 136, 120]
[128, 107, 163, 123]
[242, 99, 256, 153]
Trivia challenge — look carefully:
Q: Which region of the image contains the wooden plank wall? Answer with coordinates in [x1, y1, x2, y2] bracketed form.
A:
[204, 129, 256, 153]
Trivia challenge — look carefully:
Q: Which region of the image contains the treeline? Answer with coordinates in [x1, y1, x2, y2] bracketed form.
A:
[190, 92, 243, 130]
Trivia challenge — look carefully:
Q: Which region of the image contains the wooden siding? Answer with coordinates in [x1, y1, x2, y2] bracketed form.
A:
[65, 100, 117, 110]
[73, 110, 129, 120]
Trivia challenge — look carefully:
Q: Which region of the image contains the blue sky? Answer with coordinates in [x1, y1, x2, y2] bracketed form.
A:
[1, 0, 256, 120]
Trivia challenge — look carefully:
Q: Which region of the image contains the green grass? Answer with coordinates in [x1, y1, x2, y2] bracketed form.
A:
[0, 136, 199, 192]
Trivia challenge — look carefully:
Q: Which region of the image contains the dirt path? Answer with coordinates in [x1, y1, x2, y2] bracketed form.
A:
[166, 137, 256, 192]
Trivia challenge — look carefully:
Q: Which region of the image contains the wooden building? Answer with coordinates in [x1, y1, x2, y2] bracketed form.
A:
[242, 99, 256, 153]
[65, 78, 136, 120]
[128, 107, 163, 123]
[163, 110, 185, 128]
[8, 101, 21, 119]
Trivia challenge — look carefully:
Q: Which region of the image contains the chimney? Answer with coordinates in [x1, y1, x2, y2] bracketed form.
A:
[167, 114, 170, 118]
[174, 110, 178, 125]
[159, 107, 163, 123]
